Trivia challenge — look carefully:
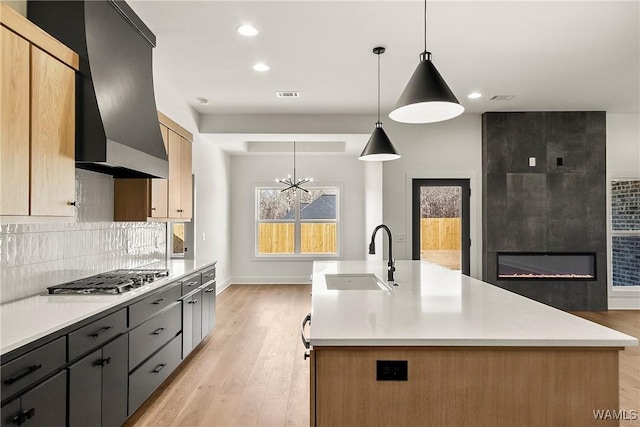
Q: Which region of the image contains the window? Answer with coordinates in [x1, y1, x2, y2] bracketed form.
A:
[256, 186, 339, 257]
[610, 179, 640, 286]
[171, 223, 185, 258]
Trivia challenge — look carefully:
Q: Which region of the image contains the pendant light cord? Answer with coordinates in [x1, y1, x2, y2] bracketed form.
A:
[377, 52, 381, 123]
[424, 0, 427, 53]
[293, 141, 296, 182]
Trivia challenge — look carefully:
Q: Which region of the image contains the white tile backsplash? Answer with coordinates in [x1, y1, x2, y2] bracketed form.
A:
[0, 170, 167, 304]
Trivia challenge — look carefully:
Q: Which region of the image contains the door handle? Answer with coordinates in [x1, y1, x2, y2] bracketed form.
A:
[300, 313, 311, 352]
[94, 357, 111, 367]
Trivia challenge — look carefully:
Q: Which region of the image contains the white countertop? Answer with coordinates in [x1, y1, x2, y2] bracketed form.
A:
[310, 260, 638, 347]
[0, 259, 216, 356]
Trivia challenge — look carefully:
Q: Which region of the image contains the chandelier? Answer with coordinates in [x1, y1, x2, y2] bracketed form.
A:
[276, 141, 313, 193]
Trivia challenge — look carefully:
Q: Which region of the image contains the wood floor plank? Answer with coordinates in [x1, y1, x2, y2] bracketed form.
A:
[125, 287, 638, 427]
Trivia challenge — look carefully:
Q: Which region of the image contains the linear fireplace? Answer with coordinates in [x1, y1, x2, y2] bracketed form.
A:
[497, 253, 596, 281]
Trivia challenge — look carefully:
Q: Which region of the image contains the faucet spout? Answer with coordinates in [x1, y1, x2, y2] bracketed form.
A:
[369, 224, 395, 282]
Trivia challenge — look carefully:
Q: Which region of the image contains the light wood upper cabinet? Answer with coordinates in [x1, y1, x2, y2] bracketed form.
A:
[0, 26, 30, 215]
[179, 133, 192, 219]
[167, 129, 192, 220]
[150, 125, 169, 218]
[30, 45, 75, 216]
[114, 113, 192, 222]
[0, 5, 78, 220]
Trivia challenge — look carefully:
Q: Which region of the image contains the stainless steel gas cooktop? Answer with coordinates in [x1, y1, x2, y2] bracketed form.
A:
[47, 269, 169, 295]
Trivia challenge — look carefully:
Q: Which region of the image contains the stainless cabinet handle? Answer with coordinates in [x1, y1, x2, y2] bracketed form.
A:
[301, 313, 311, 353]
[185, 281, 198, 287]
[152, 327, 165, 336]
[204, 273, 215, 278]
[188, 299, 198, 304]
[152, 298, 166, 305]
[205, 288, 214, 293]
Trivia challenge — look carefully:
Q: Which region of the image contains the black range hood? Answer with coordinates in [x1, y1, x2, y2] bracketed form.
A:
[28, 0, 168, 178]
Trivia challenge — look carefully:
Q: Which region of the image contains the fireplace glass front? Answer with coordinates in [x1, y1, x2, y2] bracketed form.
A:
[497, 253, 596, 280]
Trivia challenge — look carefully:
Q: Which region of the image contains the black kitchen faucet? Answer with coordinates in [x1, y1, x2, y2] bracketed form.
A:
[368, 224, 396, 283]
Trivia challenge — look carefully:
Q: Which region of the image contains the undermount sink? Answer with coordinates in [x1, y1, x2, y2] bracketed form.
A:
[324, 274, 390, 291]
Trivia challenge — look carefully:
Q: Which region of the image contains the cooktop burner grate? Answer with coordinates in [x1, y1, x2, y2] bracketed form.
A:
[47, 269, 169, 295]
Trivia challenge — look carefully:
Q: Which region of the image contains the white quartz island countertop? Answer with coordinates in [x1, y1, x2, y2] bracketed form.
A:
[310, 260, 638, 347]
[0, 259, 216, 356]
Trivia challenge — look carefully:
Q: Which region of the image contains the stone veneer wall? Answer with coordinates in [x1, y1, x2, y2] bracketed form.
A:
[0, 170, 166, 304]
[482, 112, 607, 310]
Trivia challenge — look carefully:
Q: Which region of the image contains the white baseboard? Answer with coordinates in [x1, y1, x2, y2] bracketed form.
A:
[608, 287, 640, 309]
[231, 276, 311, 285]
[216, 277, 233, 295]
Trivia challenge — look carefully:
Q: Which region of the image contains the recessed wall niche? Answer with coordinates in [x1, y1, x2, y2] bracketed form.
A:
[482, 112, 607, 311]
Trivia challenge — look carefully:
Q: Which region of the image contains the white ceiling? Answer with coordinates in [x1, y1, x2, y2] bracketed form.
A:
[128, 1, 639, 152]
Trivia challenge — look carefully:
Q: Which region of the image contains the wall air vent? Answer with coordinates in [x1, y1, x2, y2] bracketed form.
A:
[489, 95, 516, 101]
[276, 91, 300, 98]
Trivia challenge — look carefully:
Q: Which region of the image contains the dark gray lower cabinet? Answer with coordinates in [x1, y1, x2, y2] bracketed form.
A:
[181, 290, 202, 358]
[68, 334, 128, 427]
[1, 371, 66, 427]
[202, 280, 216, 337]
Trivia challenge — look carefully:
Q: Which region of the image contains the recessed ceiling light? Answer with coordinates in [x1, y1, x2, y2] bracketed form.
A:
[253, 63, 270, 72]
[236, 24, 258, 37]
[467, 92, 482, 99]
[196, 97, 209, 104]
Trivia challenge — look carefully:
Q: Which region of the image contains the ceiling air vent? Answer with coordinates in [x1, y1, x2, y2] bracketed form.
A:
[489, 95, 516, 101]
[276, 91, 300, 98]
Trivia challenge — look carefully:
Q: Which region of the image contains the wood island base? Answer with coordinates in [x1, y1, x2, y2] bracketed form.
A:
[311, 346, 621, 427]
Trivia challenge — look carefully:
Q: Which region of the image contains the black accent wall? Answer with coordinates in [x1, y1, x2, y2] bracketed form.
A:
[482, 112, 607, 310]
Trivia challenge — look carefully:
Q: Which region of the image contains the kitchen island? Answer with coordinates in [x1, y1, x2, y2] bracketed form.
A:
[309, 260, 637, 427]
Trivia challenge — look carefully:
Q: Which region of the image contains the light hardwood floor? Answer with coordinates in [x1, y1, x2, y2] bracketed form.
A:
[125, 285, 639, 427]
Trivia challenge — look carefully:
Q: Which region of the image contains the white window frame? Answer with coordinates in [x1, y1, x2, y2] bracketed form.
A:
[254, 184, 341, 260]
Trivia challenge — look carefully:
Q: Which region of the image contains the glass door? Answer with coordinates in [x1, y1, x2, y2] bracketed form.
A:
[412, 179, 470, 275]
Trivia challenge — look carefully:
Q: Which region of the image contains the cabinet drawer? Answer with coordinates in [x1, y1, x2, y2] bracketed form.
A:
[1, 337, 66, 400]
[179, 273, 201, 296]
[129, 303, 181, 369]
[128, 333, 182, 415]
[129, 285, 181, 328]
[68, 309, 126, 361]
[201, 266, 216, 282]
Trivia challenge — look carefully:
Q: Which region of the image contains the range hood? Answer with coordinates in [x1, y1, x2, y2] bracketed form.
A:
[28, 0, 168, 178]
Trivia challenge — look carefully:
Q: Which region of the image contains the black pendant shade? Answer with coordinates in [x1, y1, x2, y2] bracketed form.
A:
[389, 52, 464, 124]
[359, 46, 401, 162]
[359, 123, 400, 161]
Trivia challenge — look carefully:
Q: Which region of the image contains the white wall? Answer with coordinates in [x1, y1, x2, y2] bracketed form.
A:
[381, 114, 483, 278]
[606, 113, 640, 309]
[230, 154, 366, 283]
[153, 81, 232, 292]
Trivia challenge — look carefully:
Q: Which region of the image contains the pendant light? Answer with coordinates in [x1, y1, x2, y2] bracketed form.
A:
[388, 0, 464, 124]
[276, 141, 313, 193]
[359, 47, 401, 162]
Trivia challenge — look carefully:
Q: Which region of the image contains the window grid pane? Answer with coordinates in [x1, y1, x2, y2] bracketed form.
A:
[257, 223, 295, 254]
[301, 223, 337, 254]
